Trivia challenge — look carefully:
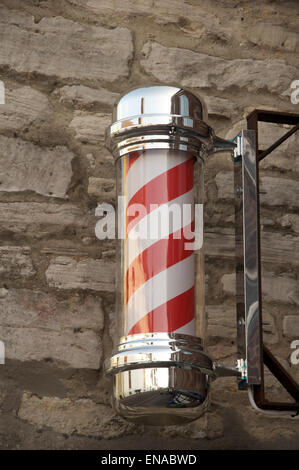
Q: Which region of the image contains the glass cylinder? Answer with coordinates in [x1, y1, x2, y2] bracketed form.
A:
[115, 148, 204, 339]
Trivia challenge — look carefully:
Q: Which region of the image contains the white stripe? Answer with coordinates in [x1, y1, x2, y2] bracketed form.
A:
[126, 255, 194, 334]
[173, 319, 195, 335]
[126, 189, 194, 268]
[126, 151, 189, 205]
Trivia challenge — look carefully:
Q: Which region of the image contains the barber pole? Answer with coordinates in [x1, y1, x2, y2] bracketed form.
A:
[105, 86, 236, 425]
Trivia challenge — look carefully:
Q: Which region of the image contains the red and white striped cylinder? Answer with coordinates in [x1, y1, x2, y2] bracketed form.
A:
[122, 148, 195, 337]
[105, 86, 222, 425]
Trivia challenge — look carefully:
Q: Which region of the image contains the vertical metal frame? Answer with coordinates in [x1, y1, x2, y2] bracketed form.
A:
[241, 130, 263, 385]
[235, 110, 299, 413]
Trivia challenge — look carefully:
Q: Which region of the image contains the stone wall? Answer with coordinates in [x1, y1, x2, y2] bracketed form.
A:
[0, 0, 298, 449]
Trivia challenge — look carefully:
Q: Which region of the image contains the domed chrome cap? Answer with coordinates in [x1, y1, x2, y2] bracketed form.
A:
[106, 85, 235, 159]
[112, 85, 206, 122]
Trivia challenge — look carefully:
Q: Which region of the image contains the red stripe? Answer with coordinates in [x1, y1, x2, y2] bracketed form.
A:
[126, 222, 194, 303]
[128, 287, 194, 335]
[126, 151, 142, 174]
[126, 157, 193, 234]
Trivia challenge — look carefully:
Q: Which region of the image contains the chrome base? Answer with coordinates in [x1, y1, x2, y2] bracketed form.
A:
[105, 333, 215, 425]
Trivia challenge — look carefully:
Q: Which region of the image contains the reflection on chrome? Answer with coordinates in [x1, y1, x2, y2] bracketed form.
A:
[105, 333, 215, 425]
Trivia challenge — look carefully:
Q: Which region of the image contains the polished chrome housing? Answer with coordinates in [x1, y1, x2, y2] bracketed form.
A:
[105, 333, 215, 425]
[106, 86, 236, 159]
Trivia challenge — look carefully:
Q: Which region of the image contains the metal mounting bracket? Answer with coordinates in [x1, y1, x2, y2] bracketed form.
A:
[234, 110, 299, 416]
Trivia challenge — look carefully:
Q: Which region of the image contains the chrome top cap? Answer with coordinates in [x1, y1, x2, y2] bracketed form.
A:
[106, 85, 236, 159]
[106, 85, 213, 159]
[112, 86, 207, 122]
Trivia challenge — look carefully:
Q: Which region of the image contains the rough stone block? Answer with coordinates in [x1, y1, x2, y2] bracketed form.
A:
[18, 393, 137, 438]
[216, 171, 299, 209]
[0, 86, 49, 133]
[0, 7, 133, 82]
[0, 288, 103, 330]
[283, 316, 299, 338]
[46, 257, 115, 292]
[88, 177, 115, 200]
[205, 228, 299, 267]
[205, 95, 239, 119]
[222, 271, 299, 306]
[0, 203, 95, 239]
[247, 23, 298, 52]
[0, 136, 73, 198]
[68, 0, 235, 43]
[141, 42, 298, 93]
[54, 85, 119, 109]
[0, 247, 35, 280]
[0, 289, 104, 368]
[69, 112, 111, 144]
[279, 214, 299, 234]
[0, 326, 101, 369]
[260, 177, 299, 209]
